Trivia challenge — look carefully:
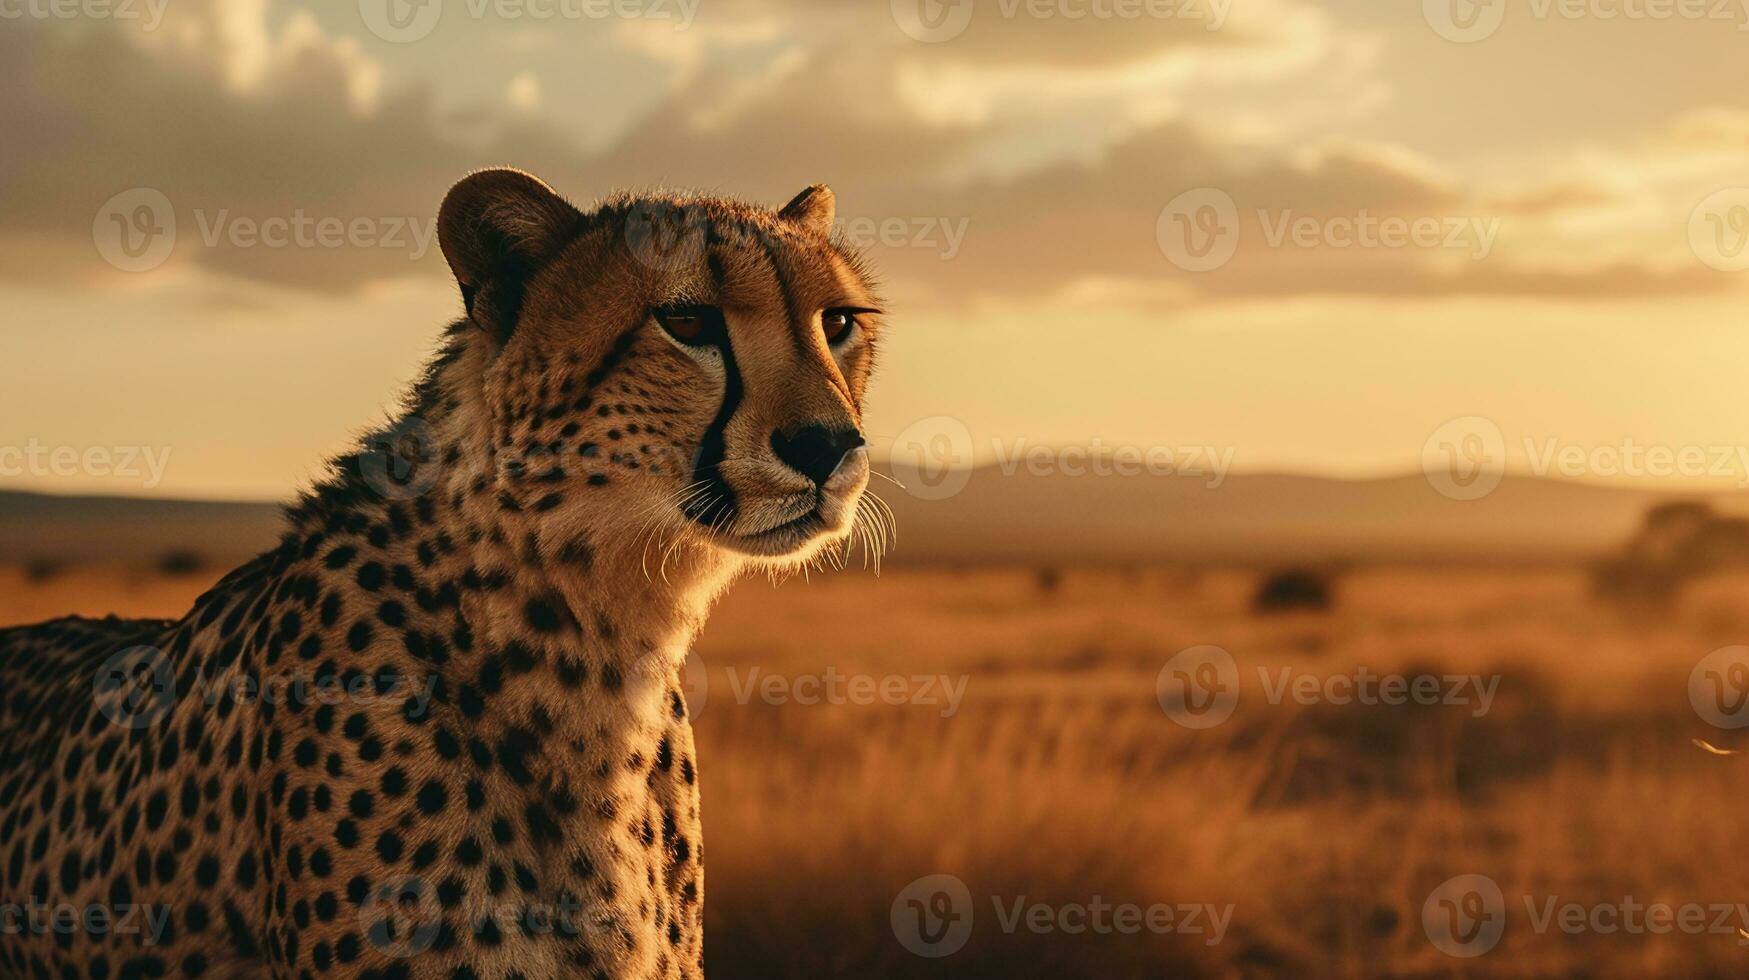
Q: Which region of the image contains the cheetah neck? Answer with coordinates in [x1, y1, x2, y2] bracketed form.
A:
[286, 327, 741, 731]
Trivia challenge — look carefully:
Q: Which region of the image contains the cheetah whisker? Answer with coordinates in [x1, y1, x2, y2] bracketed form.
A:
[635, 481, 713, 582]
[868, 468, 907, 492]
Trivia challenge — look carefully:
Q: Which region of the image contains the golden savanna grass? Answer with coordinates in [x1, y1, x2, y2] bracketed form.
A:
[3, 562, 1745, 977]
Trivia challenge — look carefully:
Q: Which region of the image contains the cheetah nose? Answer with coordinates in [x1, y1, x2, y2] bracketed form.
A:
[770, 425, 865, 486]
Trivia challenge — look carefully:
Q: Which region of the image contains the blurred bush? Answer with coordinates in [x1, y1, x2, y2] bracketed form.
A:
[23, 556, 67, 585]
[1035, 565, 1062, 595]
[156, 549, 207, 577]
[1253, 567, 1335, 613]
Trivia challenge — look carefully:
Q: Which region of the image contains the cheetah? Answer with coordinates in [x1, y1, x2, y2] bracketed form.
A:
[0, 169, 887, 979]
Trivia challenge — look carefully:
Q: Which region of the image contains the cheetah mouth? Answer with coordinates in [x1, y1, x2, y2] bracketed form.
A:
[722, 506, 830, 556]
[707, 450, 869, 558]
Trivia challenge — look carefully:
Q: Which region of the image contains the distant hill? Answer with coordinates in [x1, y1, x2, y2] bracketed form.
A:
[876, 469, 1738, 564]
[2, 469, 1738, 568]
[0, 490, 284, 565]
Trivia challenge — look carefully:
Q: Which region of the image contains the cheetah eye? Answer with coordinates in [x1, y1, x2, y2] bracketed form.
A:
[653, 304, 726, 347]
[821, 307, 876, 346]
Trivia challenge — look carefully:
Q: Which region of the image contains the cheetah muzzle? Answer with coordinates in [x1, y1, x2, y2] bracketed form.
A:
[0, 169, 887, 980]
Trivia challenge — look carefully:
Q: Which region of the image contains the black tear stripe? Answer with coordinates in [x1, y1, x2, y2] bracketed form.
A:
[686, 248, 742, 531]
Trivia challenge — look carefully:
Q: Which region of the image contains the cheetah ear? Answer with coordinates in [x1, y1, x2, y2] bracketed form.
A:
[438, 168, 583, 343]
[779, 184, 835, 237]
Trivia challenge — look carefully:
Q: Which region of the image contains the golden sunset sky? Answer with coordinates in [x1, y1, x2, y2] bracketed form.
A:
[5, 0, 1749, 500]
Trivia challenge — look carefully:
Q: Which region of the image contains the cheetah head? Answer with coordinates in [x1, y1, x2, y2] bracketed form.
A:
[436, 168, 884, 567]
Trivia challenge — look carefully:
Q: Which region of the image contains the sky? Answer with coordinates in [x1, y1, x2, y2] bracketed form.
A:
[5, 0, 1749, 500]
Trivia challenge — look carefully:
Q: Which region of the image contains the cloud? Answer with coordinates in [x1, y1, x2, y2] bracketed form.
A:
[0, 0, 1731, 309]
[0, 13, 466, 291]
[507, 71, 542, 112]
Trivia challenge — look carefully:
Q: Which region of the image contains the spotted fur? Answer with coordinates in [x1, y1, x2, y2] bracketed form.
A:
[0, 170, 885, 979]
